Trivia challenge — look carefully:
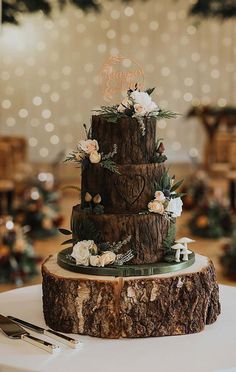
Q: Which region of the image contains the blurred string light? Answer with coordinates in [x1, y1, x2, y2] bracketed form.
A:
[0, 1, 235, 161]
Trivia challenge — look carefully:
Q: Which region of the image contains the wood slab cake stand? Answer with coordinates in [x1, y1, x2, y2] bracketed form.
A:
[42, 254, 220, 339]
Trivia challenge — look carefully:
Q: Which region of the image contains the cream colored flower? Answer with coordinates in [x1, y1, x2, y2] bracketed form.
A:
[71, 240, 97, 266]
[89, 255, 101, 267]
[99, 251, 116, 267]
[148, 200, 165, 214]
[78, 139, 99, 155]
[154, 191, 166, 202]
[89, 151, 101, 164]
[134, 103, 146, 116]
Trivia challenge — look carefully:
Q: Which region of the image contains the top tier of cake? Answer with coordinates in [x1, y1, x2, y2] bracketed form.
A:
[91, 115, 157, 164]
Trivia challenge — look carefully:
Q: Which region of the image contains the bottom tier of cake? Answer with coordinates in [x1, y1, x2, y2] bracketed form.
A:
[42, 254, 220, 339]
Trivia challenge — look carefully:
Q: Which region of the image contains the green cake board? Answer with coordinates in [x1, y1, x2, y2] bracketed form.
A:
[57, 247, 195, 277]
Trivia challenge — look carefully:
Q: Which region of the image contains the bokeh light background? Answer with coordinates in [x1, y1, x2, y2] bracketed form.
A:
[0, 0, 235, 162]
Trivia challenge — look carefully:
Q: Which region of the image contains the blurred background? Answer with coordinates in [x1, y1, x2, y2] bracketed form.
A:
[0, 0, 236, 291]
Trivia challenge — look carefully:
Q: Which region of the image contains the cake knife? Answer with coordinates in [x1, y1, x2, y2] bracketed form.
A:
[8, 316, 81, 349]
[0, 314, 60, 354]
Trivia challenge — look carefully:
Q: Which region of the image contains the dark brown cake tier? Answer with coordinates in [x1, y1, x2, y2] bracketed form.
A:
[91, 115, 156, 164]
[81, 162, 165, 213]
[71, 205, 170, 264]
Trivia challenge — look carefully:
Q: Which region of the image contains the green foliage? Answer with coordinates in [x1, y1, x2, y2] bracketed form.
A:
[100, 159, 120, 174]
[154, 170, 184, 199]
[189, 0, 236, 19]
[163, 222, 176, 253]
[148, 109, 179, 120]
[145, 87, 155, 95]
[59, 228, 72, 236]
[78, 219, 102, 243]
[152, 154, 167, 164]
[93, 204, 104, 215]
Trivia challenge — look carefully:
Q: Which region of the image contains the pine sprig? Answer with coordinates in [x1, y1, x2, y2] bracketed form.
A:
[100, 159, 120, 174]
[148, 109, 179, 120]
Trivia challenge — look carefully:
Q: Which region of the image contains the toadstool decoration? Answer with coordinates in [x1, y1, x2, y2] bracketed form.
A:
[175, 237, 195, 261]
[171, 243, 185, 263]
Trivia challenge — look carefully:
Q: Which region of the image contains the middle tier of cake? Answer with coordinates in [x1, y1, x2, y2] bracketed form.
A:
[81, 162, 165, 213]
[71, 205, 171, 264]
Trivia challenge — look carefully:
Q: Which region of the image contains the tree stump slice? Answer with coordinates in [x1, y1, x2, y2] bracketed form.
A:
[42, 254, 220, 339]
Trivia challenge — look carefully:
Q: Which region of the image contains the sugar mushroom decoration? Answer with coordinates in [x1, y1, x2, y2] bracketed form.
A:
[175, 237, 195, 261]
[181, 248, 192, 261]
[171, 243, 185, 263]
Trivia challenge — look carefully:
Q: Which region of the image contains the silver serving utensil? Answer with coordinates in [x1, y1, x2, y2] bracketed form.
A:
[8, 316, 81, 349]
[0, 314, 60, 354]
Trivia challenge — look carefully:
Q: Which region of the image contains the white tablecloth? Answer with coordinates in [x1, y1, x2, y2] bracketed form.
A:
[0, 284, 236, 372]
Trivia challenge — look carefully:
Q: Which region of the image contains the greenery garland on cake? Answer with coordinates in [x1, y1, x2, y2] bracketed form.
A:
[95, 86, 178, 136]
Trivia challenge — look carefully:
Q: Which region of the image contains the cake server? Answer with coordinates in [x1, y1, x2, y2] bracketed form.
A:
[8, 316, 81, 349]
[0, 314, 60, 354]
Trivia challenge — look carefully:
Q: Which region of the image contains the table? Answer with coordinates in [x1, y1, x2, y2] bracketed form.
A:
[0, 284, 236, 372]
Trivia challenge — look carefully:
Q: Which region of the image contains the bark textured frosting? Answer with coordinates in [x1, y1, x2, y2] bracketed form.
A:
[91, 115, 156, 164]
[81, 162, 165, 213]
[71, 205, 170, 264]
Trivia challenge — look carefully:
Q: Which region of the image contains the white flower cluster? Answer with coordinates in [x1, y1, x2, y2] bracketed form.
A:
[77, 139, 101, 164]
[71, 240, 116, 267]
[118, 90, 159, 117]
[148, 191, 183, 218]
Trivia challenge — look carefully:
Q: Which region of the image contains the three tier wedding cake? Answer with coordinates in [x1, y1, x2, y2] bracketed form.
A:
[42, 87, 220, 338]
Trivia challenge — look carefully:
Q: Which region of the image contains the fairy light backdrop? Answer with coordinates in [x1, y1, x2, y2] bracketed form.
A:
[0, 0, 235, 163]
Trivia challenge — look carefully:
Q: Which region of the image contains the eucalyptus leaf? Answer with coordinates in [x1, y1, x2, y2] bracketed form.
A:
[61, 238, 76, 245]
[170, 179, 184, 192]
[58, 228, 72, 236]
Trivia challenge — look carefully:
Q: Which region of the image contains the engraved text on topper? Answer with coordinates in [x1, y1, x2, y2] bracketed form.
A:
[100, 56, 144, 101]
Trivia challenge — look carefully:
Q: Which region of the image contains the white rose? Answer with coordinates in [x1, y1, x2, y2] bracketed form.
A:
[99, 251, 116, 267]
[90, 255, 101, 267]
[78, 139, 99, 155]
[130, 91, 158, 113]
[89, 151, 101, 164]
[71, 240, 97, 266]
[154, 191, 166, 202]
[166, 196, 183, 217]
[146, 101, 158, 112]
[148, 200, 165, 214]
